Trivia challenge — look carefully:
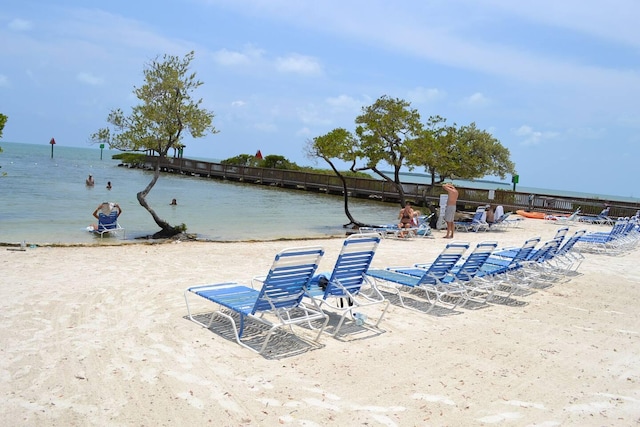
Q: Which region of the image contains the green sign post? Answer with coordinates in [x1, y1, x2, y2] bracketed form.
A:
[100, 143, 105, 160]
[511, 174, 519, 191]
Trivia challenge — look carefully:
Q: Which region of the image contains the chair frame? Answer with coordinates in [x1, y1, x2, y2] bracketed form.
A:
[305, 234, 390, 336]
[184, 246, 328, 354]
[367, 242, 470, 313]
[93, 211, 125, 238]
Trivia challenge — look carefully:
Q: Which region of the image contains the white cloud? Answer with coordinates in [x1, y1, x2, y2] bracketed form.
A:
[461, 92, 490, 108]
[231, 100, 246, 107]
[0, 75, 9, 87]
[254, 122, 277, 132]
[213, 48, 255, 66]
[513, 125, 559, 146]
[325, 94, 364, 113]
[296, 105, 332, 126]
[482, 0, 640, 48]
[296, 127, 312, 137]
[77, 72, 104, 86]
[407, 87, 444, 104]
[275, 54, 322, 75]
[8, 18, 32, 31]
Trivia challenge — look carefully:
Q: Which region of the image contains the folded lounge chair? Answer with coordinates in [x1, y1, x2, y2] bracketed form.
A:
[305, 233, 390, 336]
[184, 246, 328, 354]
[544, 208, 581, 226]
[578, 207, 614, 225]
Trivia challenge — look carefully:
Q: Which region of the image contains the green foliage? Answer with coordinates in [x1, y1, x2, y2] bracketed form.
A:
[298, 166, 371, 178]
[353, 96, 423, 204]
[221, 154, 262, 167]
[261, 154, 299, 170]
[407, 116, 515, 184]
[222, 151, 370, 177]
[307, 128, 358, 163]
[0, 113, 6, 171]
[0, 113, 6, 140]
[221, 153, 300, 170]
[307, 95, 516, 208]
[355, 95, 423, 172]
[90, 51, 217, 157]
[112, 152, 147, 165]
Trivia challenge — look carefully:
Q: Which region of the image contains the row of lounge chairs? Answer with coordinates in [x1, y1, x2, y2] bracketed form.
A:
[545, 207, 637, 227]
[454, 206, 522, 232]
[184, 218, 639, 355]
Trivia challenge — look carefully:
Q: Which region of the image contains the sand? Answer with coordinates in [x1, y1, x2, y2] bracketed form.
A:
[1, 218, 639, 426]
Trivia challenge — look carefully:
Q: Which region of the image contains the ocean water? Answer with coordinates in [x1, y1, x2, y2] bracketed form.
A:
[0, 142, 400, 245]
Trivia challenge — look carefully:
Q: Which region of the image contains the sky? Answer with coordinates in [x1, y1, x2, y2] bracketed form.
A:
[1, 0, 639, 198]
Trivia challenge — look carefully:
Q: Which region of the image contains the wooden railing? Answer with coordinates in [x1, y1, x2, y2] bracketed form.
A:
[137, 156, 640, 218]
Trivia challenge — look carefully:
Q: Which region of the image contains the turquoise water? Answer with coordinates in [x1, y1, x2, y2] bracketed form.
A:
[0, 142, 399, 244]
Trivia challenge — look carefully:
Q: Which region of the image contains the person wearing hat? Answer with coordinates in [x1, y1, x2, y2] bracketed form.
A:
[86, 174, 95, 186]
[89, 202, 122, 231]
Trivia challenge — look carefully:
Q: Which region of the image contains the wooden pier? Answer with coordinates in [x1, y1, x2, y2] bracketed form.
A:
[135, 156, 640, 218]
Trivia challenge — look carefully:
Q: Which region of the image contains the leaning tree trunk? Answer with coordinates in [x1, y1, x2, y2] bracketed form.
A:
[335, 170, 367, 228]
[370, 166, 406, 206]
[136, 157, 182, 238]
[322, 157, 371, 229]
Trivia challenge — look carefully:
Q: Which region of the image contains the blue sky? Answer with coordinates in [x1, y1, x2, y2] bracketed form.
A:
[1, 0, 639, 198]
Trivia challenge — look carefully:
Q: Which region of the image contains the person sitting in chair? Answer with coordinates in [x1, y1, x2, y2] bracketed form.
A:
[398, 202, 415, 238]
[485, 205, 495, 224]
[90, 202, 122, 231]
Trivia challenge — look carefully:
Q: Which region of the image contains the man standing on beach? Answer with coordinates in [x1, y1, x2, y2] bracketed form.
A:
[442, 183, 458, 238]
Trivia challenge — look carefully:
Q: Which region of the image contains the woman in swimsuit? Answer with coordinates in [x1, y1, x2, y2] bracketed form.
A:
[398, 202, 414, 238]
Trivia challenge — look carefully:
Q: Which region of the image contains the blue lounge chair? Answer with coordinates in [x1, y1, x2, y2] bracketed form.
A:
[487, 212, 513, 230]
[455, 208, 488, 232]
[366, 242, 470, 313]
[577, 219, 635, 254]
[507, 238, 565, 288]
[545, 229, 587, 273]
[93, 211, 125, 238]
[493, 227, 567, 260]
[305, 233, 389, 336]
[474, 236, 541, 299]
[394, 241, 499, 306]
[359, 213, 434, 239]
[184, 246, 328, 354]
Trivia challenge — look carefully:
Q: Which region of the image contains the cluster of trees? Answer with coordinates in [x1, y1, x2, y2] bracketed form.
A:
[222, 153, 298, 170]
[221, 153, 370, 178]
[88, 50, 515, 236]
[306, 95, 516, 227]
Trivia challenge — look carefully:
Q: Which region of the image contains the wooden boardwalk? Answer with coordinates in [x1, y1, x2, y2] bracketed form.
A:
[135, 156, 640, 218]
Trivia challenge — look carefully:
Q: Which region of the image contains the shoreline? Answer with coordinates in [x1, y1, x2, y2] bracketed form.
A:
[2, 218, 639, 425]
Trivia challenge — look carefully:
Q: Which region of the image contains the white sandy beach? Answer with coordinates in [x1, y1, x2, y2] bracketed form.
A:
[1, 218, 639, 426]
